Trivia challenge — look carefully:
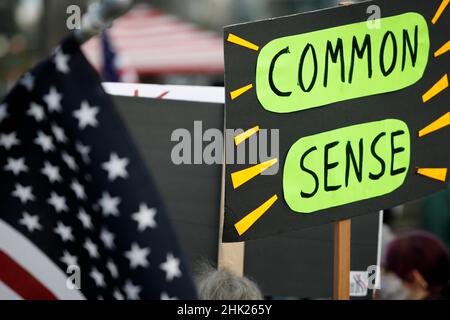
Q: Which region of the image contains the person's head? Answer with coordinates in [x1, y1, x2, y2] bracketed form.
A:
[384, 231, 450, 299]
[195, 262, 263, 300]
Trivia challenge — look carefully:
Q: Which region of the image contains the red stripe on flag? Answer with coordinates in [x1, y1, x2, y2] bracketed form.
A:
[0, 250, 57, 300]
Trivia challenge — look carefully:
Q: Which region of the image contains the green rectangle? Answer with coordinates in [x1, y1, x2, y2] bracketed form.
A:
[283, 119, 410, 213]
[256, 13, 429, 113]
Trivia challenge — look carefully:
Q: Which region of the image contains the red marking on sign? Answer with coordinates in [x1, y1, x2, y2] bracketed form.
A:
[156, 91, 170, 99]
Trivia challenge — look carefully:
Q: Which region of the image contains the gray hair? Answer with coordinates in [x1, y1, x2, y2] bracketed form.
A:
[195, 262, 263, 300]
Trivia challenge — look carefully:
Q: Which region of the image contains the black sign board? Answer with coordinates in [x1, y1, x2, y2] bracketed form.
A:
[224, 0, 449, 241]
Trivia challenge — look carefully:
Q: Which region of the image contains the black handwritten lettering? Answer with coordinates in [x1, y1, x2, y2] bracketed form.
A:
[324, 141, 341, 192]
[298, 43, 318, 92]
[349, 34, 372, 84]
[300, 146, 319, 198]
[324, 38, 345, 87]
[369, 132, 387, 180]
[380, 31, 398, 76]
[269, 46, 292, 96]
[345, 139, 363, 187]
[391, 130, 407, 176]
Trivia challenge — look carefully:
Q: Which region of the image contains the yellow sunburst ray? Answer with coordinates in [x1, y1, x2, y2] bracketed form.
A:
[227, 33, 259, 51]
[231, 158, 278, 189]
[435, 41, 450, 57]
[432, 0, 449, 24]
[417, 168, 448, 182]
[419, 112, 450, 137]
[234, 126, 260, 145]
[230, 84, 253, 100]
[422, 74, 448, 103]
[234, 195, 278, 236]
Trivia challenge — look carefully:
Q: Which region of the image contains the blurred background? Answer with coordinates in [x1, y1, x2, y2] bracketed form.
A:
[0, 0, 355, 93]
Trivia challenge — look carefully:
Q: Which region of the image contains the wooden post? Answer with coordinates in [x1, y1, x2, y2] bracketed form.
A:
[217, 241, 245, 277]
[334, 0, 354, 301]
[217, 183, 245, 277]
[217, 119, 245, 276]
[333, 219, 351, 300]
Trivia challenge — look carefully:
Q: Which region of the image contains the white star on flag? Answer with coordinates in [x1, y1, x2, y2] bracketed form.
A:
[84, 238, 100, 259]
[113, 290, 125, 300]
[100, 227, 115, 250]
[90, 268, 106, 287]
[161, 292, 178, 300]
[19, 212, 42, 232]
[76, 141, 91, 163]
[0, 103, 8, 122]
[62, 152, 78, 171]
[123, 280, 141, 300]
[132, 203, 157, 231]
[34, 131, 54, 152]
[27, 103, 45, 122]
[60, 250, 78, 267]
[12, 184, 35, 203]
[101, 153, 129, 181]
[4, 157, 28, 176]
[107, 259, 119, 279]
[125, 242, 150, 269]
[0, 132, 20, 150]
[54, 49, 70, 74]
[41, 161, 62, 183]
[47, 191, 68, 213]
[73, 101, 99, 129]
[160, 253, 182, 282]
[98, 192, 121, 217]
[51, 123, 67, 143]
[71, 179, 86, 200]
[54, 221, 74, 242]
[77, 209, 93, 230]
[20, 73, 34, 91]
[44, 86, 63, 112]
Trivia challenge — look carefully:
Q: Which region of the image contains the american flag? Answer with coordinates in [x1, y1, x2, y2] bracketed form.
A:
[83, 6, 224, 75]
[0, 35, 197, 300]
[101, 31, 121, 83]
[100, 31, 138, 83]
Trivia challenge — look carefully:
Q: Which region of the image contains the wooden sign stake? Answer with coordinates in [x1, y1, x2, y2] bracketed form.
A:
[333, 219, 351, 300]
[218, 119, 245, 276]
[333, 0, 354, 301]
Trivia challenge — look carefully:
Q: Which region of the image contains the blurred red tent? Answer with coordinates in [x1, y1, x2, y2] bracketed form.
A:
[82, 6, 224, 75]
